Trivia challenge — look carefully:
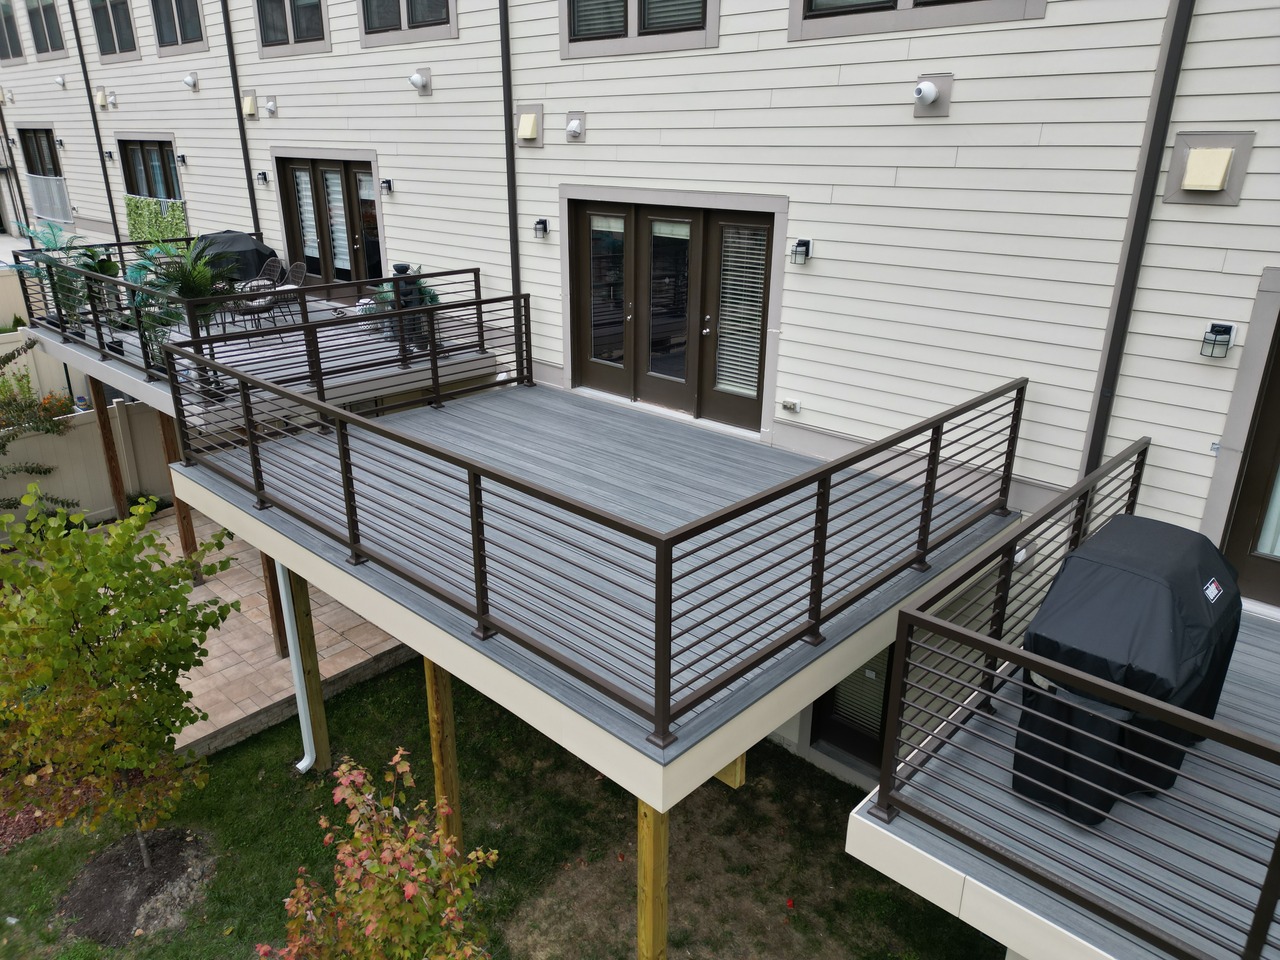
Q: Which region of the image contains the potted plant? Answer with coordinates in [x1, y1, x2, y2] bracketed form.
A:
[127, 241, 236, 369]
[361, 264, 440, 348]
[16, 222, 88, 335]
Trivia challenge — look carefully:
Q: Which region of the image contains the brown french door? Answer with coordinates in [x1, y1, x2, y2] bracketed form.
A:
[572, 202, 771, 430]
[280, 159, 382, 283]
[1224, 316, 1280, 604]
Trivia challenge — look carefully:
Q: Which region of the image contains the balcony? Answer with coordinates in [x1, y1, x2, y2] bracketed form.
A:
[848, 440, 1280, 960]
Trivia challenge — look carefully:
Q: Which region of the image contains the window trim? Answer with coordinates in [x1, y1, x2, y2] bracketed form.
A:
[358, 0, 457, 48]
[18, 126, 61, 177]
[150, 0, 209, 56]
[0, 0, 26, 62]
[789, 0, 1046, 42]
[559, 0, 719, 59]
[90, 0, 141, 63]
[254, 0, 331, 58]
[26, 0, 68, 61]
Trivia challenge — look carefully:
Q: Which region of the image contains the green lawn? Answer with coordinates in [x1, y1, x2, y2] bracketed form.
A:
[0, 659, 1002, 960]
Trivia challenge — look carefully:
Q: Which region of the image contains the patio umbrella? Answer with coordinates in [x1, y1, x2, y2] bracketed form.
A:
[195, 230, 279, 282]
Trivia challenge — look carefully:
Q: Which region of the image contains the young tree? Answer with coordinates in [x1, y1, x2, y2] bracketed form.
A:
[0, 487, 237, 866]
[257, 750, 498, 960]
[0, 339, 77, 511]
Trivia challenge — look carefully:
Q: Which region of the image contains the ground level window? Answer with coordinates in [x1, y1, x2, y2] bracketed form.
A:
[121, 140, 181, 199]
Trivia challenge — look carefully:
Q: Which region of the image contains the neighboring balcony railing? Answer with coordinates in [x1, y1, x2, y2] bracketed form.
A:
[872, 438, 1280, 960]
[166, 318, 1027, 747]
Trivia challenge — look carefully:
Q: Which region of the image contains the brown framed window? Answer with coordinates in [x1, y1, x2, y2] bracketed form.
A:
[121, 140, 181, 200]
[20, 129, 60, 177]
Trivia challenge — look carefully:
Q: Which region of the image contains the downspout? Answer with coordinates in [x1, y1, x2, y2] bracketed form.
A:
[0, 106, 32, 243]
[1081, 0, 1197, 474]
[66, 0, 122, 244]
[219, 0, 260, 234]
[276, 561, 316, 773]
[497, 0, 523, 327]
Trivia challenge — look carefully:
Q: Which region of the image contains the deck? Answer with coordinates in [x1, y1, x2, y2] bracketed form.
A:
[849, 610, 1280, 960]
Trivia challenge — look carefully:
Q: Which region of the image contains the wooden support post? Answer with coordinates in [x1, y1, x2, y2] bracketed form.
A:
[423, 657, 462, 846]
[156, 411, 202, 583]
[637, 798, 669, 960]
[714, 754, 746, 790]
[260, 553, 289, 659]
[88, 377, 128, 521]
[287, 568, 330, 771]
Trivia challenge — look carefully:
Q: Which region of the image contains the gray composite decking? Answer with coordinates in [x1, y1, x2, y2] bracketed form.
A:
[853, 611, 1280, 960]
[181, 383, 1014, 760]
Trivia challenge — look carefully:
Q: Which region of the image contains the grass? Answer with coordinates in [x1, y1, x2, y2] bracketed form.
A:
[0, 660, 1003, 960]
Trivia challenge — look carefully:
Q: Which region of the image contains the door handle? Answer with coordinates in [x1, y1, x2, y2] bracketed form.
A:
[701, 315, 712, 337]
[626, 302, 633, 323]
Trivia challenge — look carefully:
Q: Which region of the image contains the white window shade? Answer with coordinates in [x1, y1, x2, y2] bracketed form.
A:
[714, 225, 768, 398]
[28, 174, 72, 223]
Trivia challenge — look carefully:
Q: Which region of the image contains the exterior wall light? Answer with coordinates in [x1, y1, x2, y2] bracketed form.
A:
[790, 239, 811, 265]
[106, 91, 116, 107]
[183, 72, 198, 91]
[255, 171, 269, 185]
[104, 150, 114, 161]
[533, 218, 548, 239]
[176, 153, 187, 166]
[380, 178, 393, 196]
[409, 69, 431, 96]
[54, 75, 66, 88]
[54, 138, 64, 148]
[1201, 323, 1234, 359]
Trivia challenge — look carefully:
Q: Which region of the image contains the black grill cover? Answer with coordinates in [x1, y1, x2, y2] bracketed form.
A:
[1012, 515, 1241, 824]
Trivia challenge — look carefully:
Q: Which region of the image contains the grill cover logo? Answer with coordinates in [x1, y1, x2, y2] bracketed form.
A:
[1204, 577, 1224, 603]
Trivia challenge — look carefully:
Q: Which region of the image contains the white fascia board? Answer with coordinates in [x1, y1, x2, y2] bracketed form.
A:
[30, 328, 176, 414]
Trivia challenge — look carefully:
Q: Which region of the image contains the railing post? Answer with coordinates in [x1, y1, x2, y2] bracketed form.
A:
[1243, 830, 1280, 960]
[979, 543, 1018, 715]
[1068, 489, 1091, 551]
[804, 475, 831, 645]
[474, 299, 487, 354]
[426, 306, 444, 409]
[394, 284, 412, 369]
[522, 293, 535, 385]
[869, 618, 913, 824]
[164, 351, 196, 466]
[995, 384, 1026, 516]
[303, 323, 325, 404]
[511, 293, 527, 387]
[648, 540, 676, 748]
[334, 419, 365, 565]
[1125, 445, 1148, 515]
[912, 423, 944, 571]
[239, 380, 268, 510]
[466, 471, 497, 639]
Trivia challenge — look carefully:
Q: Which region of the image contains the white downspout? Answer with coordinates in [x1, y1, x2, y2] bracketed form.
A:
[276, 562, 316, 773]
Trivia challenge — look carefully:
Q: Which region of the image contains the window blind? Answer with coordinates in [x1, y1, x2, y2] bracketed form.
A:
[714, 225, 768, 398]
[641, 0, 702, 33]
[570, 0, 623, 39]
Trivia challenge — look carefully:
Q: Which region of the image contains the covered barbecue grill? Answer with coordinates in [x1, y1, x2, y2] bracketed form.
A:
[1012, 514, 1242, 824]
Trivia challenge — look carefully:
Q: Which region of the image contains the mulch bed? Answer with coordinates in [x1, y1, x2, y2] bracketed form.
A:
[0, 804, 56, 853]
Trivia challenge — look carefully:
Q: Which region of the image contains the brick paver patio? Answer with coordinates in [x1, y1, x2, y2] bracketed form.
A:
[153, 508, 415, 755]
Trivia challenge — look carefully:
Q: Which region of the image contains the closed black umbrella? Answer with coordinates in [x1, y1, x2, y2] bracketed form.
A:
[195, 230, 279, 282]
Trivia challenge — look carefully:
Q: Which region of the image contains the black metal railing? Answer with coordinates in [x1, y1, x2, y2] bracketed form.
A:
[167, 332, 1026, 744]
[14, 239, 489, 391]
[871, 438, 1280, 960]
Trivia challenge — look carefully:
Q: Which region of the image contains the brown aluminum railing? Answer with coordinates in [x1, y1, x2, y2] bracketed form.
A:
[872, 439, 1280, 960]
[167, 319, 1026, 746]
[14, 239, 487, 390]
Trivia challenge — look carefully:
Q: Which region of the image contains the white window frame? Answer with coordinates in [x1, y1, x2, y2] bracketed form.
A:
[358, 0, 456, 48]
[789, 0, 1046, 43]
[559, 0, 719, 59]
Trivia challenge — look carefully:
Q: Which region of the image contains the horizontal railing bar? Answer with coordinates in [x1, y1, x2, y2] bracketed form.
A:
[481, 492, 655, 565]
[665, 378, 1028, 545]
[672, 515, 817, 607]
[671, 543, 815, 644]
[669, 617, 816, 719]
[484, 537, 652, 623]
[672, 492, 817, 571]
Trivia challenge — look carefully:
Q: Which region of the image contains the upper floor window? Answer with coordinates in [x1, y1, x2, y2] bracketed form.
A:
[789, 0, 1046, 41]
[26, 0, 64, 55]
[256, 0, 329, 56]
[0, 0, 24, 59]
[89, 0, 138, 59]
[121, 139, 181, 199]
[150, 0, 203, 49]
[560, 0, 718, 58]
[20, 128, 60, 177]
[358, 0, 455, 47]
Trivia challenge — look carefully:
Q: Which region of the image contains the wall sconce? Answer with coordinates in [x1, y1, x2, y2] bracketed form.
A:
[255, 171, 269, 185]
[54, 75, 66, 88]
[533, 218, 548, 239]
[263, 97, 277, 116]
[790, 239, 812, 265]
[182, 72, 198, 91]
[106, 91, 116, 107]
[176, 153, 187, 166]
[380, 178, 393, 196]
[94, 86, 107, 108]
[408, 69, 431, 96]
[104, 149, 114, 161]
[1200, 322, 1234, 359]
[4, 90, 11, 104]
[54, 138, 64, 148]
[5, 137, 14, 147]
